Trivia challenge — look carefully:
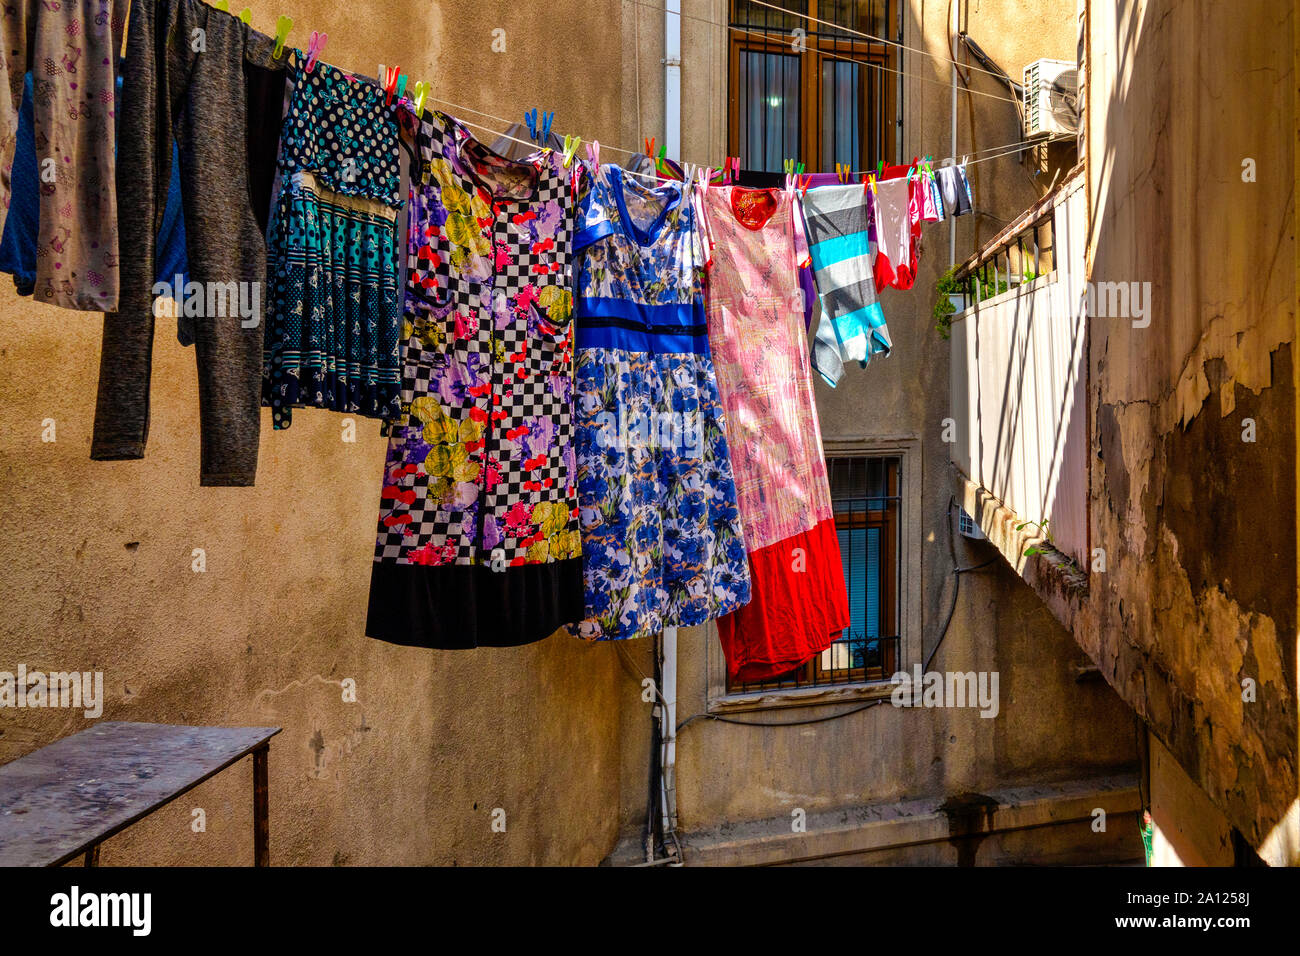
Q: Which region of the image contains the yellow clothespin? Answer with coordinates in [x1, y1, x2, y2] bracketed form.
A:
[562, 134, 582, 169]
[215, 0, 229, 9]
[411, 80, 428, 117]
[272, 15, 293, 58]
[238, 7, 251, 24]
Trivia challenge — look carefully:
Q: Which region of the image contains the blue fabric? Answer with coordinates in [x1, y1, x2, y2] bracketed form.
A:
[0, 73, 37, 295]
[0, 73, 190, 305]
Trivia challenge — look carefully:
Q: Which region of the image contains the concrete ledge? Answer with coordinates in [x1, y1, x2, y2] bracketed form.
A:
[658, 775, 1141, 867]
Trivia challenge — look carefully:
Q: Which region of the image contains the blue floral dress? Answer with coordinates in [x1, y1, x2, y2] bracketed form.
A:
[570, 166, 751, 641]
[366, 109, 582, 649]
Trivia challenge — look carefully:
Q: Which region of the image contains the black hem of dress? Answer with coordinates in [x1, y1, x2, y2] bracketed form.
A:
[366, 558, 584, 649]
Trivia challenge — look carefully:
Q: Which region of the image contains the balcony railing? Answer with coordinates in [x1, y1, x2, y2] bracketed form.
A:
[948, 166, 1088, 569]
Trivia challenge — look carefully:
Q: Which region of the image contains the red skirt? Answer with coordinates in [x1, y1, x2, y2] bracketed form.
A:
[716, 517, 850, 683]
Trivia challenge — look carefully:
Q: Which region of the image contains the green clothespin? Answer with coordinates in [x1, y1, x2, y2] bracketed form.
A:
[396, 74, 408, 100]
[563, 134, 582, 168]
[238, 6, 251, 23]
[411, 80, 428, 116]
[877, 160, 884, 177]
[215, 0, 229, 9]
[273, 15, 293, 58]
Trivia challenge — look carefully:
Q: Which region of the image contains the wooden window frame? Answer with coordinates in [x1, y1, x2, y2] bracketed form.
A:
[727, 1, 900, 174]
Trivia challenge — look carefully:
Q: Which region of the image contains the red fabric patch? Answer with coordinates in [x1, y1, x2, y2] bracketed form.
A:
[716, 518, 850, 683]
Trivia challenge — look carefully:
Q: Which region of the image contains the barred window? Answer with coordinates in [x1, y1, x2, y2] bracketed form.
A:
[726, 455, 901, 693]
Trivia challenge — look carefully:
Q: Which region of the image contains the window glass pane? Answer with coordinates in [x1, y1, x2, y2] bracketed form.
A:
[732, 0, 805, 32]
[738, 51, 800, 173]
[818, 0, 890, 37]
[821, 60, 860, 172]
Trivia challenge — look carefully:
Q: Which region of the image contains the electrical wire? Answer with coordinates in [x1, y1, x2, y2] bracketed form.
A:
[744, 0, 1030, 90]
[620, 0, 1027, 100]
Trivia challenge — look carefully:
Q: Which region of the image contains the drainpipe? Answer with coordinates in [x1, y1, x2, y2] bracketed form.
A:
[660, 625, 679, 857]
[664, 0, 682, 160]
[949, 0, 959, 267]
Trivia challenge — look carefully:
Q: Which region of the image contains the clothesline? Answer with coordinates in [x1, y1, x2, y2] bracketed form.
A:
[426, 84, 1047, 186]
[743, 0, 1022, 89]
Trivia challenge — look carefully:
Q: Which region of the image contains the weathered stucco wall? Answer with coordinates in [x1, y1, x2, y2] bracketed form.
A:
[0, 0, 637, 866]
[1084, 0, 1298, 859]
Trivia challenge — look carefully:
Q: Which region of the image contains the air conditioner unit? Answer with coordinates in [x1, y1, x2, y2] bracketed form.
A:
[957, 507, 986, 541]
[1023, 58, 1079, 138]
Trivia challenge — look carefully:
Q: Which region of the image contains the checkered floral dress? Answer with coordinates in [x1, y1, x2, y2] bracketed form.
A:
[366, 110, 583, 649]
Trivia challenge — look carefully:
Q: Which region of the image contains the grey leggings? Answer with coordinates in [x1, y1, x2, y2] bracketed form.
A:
[91, 0, 283, 486]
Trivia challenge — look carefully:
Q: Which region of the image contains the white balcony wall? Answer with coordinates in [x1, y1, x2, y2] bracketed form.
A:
[949, 174, 1089, 567]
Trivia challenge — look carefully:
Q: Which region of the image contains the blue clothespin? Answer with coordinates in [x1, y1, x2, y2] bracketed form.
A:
[541, 110, 554, 141]
[525, 109, 538, 141]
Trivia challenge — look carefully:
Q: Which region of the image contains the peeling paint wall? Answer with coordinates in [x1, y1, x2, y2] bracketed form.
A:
[1084, 0, 1298, 857]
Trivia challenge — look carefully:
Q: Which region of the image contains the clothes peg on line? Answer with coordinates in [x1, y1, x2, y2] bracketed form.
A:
[585, 141, 604, 185]
[396, 74, 408, 101]
[410, 80, 428, 116]
[382, 65, 401, 105]
[303, 30, 327, 73]
[562, 134, 582, 168]
[272, 15, 293, 59]
[238, 7, 251, 23]
[215, 0, 229, 9]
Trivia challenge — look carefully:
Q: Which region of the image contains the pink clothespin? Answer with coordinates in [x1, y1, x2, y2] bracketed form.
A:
[585, 140, 604, 185]
[304, 30, 327, 73]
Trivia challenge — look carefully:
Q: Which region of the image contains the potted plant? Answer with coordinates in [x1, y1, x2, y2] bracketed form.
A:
[934, 266, 966, 339]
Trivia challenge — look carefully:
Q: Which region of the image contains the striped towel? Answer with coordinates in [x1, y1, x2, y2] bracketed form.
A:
[800, 184, 893, 387]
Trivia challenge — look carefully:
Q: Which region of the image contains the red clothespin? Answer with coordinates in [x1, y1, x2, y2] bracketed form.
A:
[799, 173, 812, 197]
[304, 30, 327, 73]
[383, 65, 401, 105]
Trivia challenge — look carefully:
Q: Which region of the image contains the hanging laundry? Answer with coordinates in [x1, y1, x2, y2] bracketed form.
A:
[701, 185, 849, 683]
[918, 165, 943, 223]
[936, 163, 973, 217]
[801, 184, 892, 386]
[262, 60, 403, 430]
[0, 0, 127, 311]
[92, 0, 285, 487]
[367, 109, 583, 649]
[568, 166, 751, 642]
[0, 72, 38, 295]
[742, 169, 845, 332]
[871, 174, 915, 292]
[1, 71, 192, 305]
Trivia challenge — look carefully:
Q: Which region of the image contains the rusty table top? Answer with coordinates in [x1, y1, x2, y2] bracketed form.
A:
[0, 721, 281, 867]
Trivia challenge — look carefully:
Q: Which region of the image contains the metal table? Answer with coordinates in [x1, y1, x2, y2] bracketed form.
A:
[0, 721, 282, 867]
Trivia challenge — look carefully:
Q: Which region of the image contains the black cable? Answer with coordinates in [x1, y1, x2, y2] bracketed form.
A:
[677, 698, 886, 733]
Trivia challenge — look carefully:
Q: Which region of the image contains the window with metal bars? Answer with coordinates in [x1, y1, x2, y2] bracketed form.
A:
[725, 455, 902, 693]
[728, 0, 900, 174]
